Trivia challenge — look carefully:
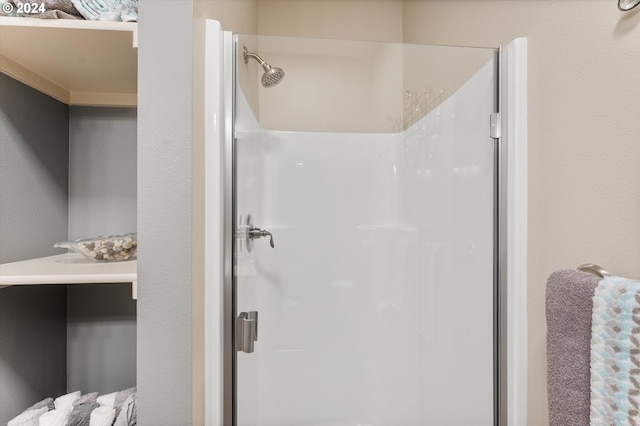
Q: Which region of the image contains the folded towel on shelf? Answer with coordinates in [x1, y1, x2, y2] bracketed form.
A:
[113, 393, 136, 426]
[12, 0, 83, 19]
[74, 392, 99, 407]
[0, 0, 17, 16]
[54, 390, 81, 411]
[22, 397, 55, 413]
[70, 0, 137, 22]
[96, 391, 117, 408]
[118, 0, 135, 22]
[67, 402, 99, 426]
[590, 275, 640, 425]
[11, 388, 136, 426]
[546, 269, 600, 426]
[38, 407, 71, 426]
[7, 407, 48, 426]
[113, 387, 136, 418]
[88, 406, 115, 426]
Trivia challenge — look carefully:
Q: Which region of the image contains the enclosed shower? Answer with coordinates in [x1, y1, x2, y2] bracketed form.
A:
[204, 21, 527, 426]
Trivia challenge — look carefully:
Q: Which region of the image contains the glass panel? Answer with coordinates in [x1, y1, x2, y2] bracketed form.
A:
[234, 34, 497, 426]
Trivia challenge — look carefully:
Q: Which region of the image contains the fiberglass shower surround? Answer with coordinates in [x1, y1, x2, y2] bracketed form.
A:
[232, 35, 497, 426]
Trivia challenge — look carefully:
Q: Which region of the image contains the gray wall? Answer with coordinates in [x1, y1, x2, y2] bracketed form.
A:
[0, 76, 139, 422]
[0, 73, 69, 424]
[69, 107, 137, 239]
[67, 283, 136, 394]
[0, 286, 67, 424]
[138, 0, 195, 423]
[67, 106, 137, 396]
[0, 73, 69, 263]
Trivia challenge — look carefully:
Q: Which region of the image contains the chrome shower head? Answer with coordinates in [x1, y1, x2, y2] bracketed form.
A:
[243, 46, 285, 88]
[619, 0, 640, 10]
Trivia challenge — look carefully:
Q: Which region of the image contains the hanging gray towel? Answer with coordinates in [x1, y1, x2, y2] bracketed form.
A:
[546, 269, 600, 426]
[589, 276, 640, 424]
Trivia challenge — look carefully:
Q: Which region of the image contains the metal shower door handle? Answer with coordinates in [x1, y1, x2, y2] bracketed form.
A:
[237, 311, 258, 353]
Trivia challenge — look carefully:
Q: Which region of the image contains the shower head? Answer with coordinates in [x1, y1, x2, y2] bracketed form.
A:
[243, 46, 285, 88]
[619, 0, 640, 10]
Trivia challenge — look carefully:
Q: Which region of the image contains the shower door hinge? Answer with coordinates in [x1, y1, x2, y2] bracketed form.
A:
[490, 112, 502, 139]
[236, 311, 258, 353]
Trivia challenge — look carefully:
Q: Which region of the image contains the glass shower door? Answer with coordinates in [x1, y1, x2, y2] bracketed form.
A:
[233, 35, 498, 426]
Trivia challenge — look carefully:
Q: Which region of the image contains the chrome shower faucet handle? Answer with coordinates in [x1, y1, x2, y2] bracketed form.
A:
[243, 214, 275, 252]
[248, 227, 275, 248]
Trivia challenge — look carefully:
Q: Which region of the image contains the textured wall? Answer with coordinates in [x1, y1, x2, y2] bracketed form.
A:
[67, 283, 136, 394]
[0, 286, 67, 425]
[68, 107, 137, 397]
[403, 1, 640, 424]
[67, 107, 137, 395]
[257, 0, 403, 42]
[69, 107, 137, 239]
[0, 73, 69, 263]
[137, 0, 195, 423]
[195, 0, 258, 34]
[0, 74, 69, 424]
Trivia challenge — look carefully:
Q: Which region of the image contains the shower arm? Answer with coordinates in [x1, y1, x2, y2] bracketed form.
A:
[241, 45, 285, 88]
[243, 48, 270, 70]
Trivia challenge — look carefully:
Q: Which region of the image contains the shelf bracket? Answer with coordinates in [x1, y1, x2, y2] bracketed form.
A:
[132, 27, 138, 49]
[132, 280, 137, 300]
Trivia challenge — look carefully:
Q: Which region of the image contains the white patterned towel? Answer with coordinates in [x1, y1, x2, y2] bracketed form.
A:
[590, 276, 640, 425]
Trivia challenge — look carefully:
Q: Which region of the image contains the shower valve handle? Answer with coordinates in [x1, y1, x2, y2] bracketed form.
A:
[248, 227, 275, 248]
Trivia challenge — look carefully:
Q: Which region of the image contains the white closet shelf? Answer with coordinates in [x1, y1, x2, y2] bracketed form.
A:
[0, 17, 137, 107]
[0, 253, 138, 299]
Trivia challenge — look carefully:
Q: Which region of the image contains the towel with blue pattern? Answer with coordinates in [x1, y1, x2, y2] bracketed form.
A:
[590, 276, 640, 425]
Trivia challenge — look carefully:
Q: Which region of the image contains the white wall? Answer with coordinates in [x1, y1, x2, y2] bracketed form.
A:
[403, 2, 640, 424]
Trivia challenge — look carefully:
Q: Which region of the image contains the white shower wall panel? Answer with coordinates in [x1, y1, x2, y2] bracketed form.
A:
[235, 90, 266, 426]
[395, 60, 495, 425]
[238, 132, 398, 426]
[235, 60, 494, 425]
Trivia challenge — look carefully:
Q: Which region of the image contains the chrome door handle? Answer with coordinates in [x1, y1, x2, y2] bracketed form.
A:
[237, 311, 258, 353]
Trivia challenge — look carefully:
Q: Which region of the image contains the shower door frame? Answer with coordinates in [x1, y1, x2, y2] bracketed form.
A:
[206, 22, 528, 426]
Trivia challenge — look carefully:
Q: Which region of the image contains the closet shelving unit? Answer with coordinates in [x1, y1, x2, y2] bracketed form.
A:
[0, 16, 138, 107]
[0, 16, 138, 296]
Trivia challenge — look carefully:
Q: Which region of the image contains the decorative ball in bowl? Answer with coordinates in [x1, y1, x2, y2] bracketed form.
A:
[54, 233, 137, 262]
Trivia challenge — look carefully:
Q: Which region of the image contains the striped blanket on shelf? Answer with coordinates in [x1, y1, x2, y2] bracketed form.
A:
[590, 276, 640, 425]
